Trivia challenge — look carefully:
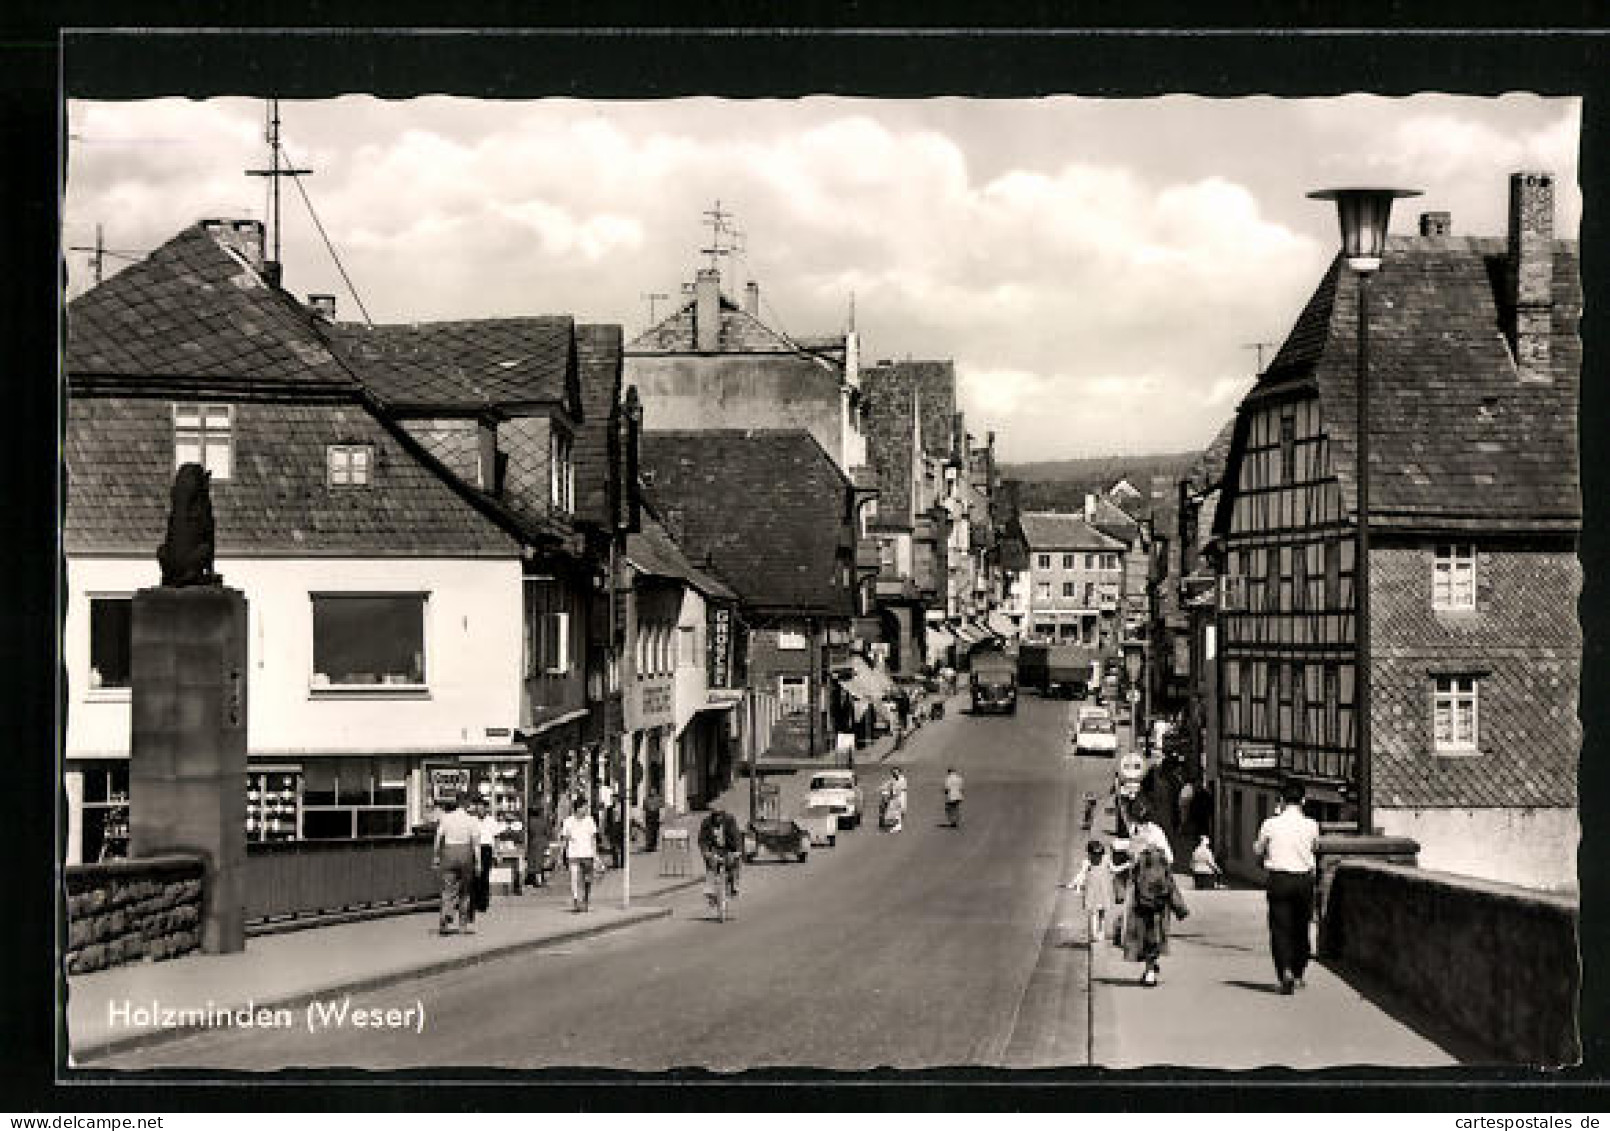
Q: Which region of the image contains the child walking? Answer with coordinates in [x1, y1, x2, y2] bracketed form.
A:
[1070, 839, 1118, 948]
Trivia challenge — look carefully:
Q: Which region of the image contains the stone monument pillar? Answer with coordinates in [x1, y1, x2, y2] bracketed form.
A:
[129, 464, 248, 953]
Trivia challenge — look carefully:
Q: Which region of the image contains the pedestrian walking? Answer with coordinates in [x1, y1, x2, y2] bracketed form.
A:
[881, 767, 908, 833]
[1254, 779, 1321, 995]
[473, 799, 500, 914]
[943, 767, 965, 828]
[432, 793, 481, 935]
[1191, 835, 1226, 890]
[1070, 840, 1117, 947]
[895, 689, 911, 735]
[559, 796, 599, 913]
[643, 785, 664, 852]
[1120, 800, 1188, 986]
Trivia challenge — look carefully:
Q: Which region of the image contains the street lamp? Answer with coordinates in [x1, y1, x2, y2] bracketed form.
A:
[1307, 187, 1420, 835]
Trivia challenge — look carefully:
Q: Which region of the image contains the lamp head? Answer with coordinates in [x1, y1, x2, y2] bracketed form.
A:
[1308, 187, 1422, 273]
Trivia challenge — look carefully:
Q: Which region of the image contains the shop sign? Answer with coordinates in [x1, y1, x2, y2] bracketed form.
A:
[428, 766, 471, 804]
[626, 674, 675, 731]
[708, 605, 733, 689]
[1235, 743, 1279, 771]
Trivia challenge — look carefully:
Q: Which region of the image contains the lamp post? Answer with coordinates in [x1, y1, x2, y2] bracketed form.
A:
[1307, 187, 1419, 835]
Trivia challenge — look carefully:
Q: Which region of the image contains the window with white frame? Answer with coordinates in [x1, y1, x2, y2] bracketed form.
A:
[1037, 553, 1051, 570]
[1433, 545, 1477, 610]
[173, 403, 233, 479]
[326, 444, 374, 487]
[779, 675, 810, 715]
[1062, 582, 1076, 598]
[311, 594, 426, 688]
[88, 596, 132, 691]
[1433, 675, 1479, 753]
[1062, 553, 1075, 569]
[525, 578, 573, 678]
[300, 757, 409, 839]
[1036, 581, 1052, 601]
[548, 429, 575, 513]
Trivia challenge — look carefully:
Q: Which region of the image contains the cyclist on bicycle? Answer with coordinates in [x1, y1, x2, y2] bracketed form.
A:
[943, 767, 965, 828]
[698, 802, 744, 905]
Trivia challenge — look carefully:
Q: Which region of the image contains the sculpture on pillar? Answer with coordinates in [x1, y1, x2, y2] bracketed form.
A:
[157, 462, 221, 587]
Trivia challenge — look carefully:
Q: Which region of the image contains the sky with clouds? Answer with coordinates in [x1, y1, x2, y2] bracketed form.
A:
[63, 94, 1580, 463]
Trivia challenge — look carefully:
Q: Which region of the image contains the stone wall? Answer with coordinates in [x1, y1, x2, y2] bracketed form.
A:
[65, 855, 206, 975]
[1320, 859, 1579, 1066]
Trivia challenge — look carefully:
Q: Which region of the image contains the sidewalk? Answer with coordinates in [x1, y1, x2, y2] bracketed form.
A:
[67, 848, 703, 1064]
[1088, 886, 1467, 1068]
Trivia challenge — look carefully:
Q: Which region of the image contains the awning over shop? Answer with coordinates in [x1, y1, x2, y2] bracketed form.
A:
[953, 622, 986, 647]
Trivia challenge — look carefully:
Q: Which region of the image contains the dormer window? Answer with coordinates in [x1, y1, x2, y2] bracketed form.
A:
[327, 444, 374, 487]
[174, 404, 232, 480]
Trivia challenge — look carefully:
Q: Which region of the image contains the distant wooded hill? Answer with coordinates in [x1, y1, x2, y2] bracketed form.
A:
[998, 451, 1201, 517]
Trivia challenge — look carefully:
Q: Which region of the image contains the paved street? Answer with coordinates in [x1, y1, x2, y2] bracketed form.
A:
[103, 695, 1106, 1070]
[96, 695, 1463, 1072]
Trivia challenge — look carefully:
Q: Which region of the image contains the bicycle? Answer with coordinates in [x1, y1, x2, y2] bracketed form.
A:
[705, 852, 739, 922]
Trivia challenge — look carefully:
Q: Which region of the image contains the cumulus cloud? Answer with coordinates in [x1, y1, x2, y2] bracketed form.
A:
[63, 93, 1579, 461]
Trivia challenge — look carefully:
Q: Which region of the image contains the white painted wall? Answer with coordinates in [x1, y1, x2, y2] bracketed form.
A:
[1376, 806, 1579, 894]
[672, 586, 711, 741]
[66, 555, 524, 758]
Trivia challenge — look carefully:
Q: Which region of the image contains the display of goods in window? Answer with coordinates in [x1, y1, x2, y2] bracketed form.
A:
[245, 771, 300, 842]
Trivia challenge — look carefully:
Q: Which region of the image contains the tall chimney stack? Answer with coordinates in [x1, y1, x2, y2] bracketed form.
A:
[695, 268, 722, 352]
[1507, 170, 1555, 384]
[744, 280, 760, 317]
[307, 293, 336, 320]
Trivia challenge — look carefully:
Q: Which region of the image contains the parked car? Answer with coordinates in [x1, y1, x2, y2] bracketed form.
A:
[743, 818, 811, 863]
[796, 803, 840, 847]
[1074, 714, 1120, 757]
[807, 769, 865, 829]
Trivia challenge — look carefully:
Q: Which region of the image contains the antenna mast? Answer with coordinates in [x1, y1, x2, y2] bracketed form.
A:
[1242, 341, 1277, 372]
[245, 98, 313, 276]
[700, 199, 738, 274]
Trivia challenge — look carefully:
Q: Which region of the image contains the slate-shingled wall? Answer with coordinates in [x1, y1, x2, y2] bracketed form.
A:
[1370, 541, 1581, 890]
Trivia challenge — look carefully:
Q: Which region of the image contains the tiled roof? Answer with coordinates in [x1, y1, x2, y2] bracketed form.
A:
[1251, 236, 1581, 532]
[329, 317, 578, 414]
[65, 395, 520, 557]
[573, 324, 623, 529]
[1017, 511, 1127, 553]
[862, 364, 918, 530]
[627, 507, 737, 601]
[1191, 417, 1237, 489]
[627, 294, 809, 355]
[66, 224, 355, 392]
[640, 430, 853, 615]
[1089, 497, 1141, 545]
[865, 360, 957, 460]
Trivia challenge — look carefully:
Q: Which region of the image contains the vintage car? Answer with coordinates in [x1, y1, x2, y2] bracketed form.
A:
[806, 769, 864, 829]
[795, 803, 840, 847]
[1074, 714, 1120, 758]
[743, 818, 811, 863]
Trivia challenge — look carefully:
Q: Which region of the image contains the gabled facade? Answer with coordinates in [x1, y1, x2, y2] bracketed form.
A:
[1210, 173, 1581, 891]
[1016, 511, 1127, 652]
[625, 268, 867, 477]
[63, 220, 531, 865]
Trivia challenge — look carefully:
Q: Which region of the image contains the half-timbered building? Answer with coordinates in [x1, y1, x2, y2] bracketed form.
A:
[1211, 172, 1580, 891]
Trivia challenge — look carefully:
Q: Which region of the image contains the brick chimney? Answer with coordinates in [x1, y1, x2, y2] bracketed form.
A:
[307, 293, 336, 320]
[1507, 170, 1555, 384]
[1418, 211, 1451, 237]
[744, 280, 760, 317]
[1084, 493, 1096, 523]
[695, 268, 722, 352]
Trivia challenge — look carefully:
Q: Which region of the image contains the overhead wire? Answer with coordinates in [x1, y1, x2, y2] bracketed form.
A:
[280, 138, 375, 327]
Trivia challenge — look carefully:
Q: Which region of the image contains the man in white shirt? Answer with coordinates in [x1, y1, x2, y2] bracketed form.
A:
[1253, 779, 1322, 995]
[559, 797, 599, 913]
[433, 794, 481, 935]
